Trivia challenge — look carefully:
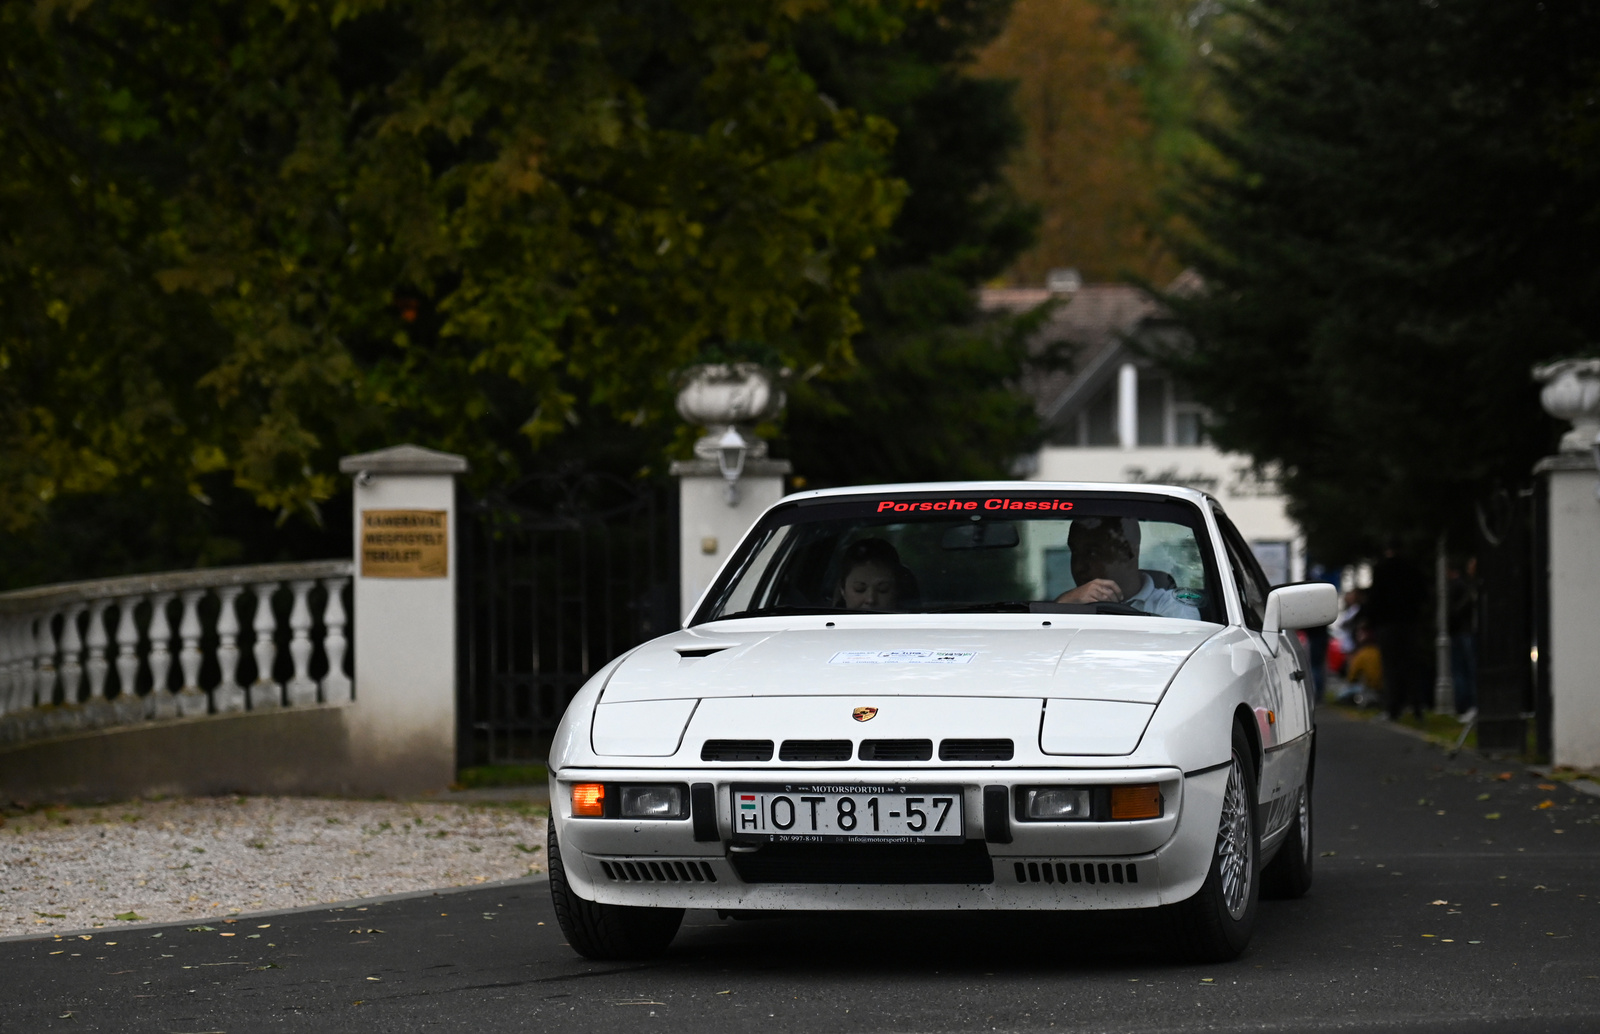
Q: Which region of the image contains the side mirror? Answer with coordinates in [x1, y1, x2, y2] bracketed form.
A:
[1261, 582, 1339, 654]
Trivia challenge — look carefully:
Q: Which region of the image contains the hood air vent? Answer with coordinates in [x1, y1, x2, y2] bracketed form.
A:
[701, 739, 774, 762]
[859, 739, 933, 762]
[778, 739, 853, 762]
[939, 738, 1015, 761]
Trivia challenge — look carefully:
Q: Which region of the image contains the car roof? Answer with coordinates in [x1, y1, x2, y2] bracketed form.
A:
[777, 480, 1215, 508]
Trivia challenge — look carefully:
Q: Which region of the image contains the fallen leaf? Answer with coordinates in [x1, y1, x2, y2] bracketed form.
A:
[187, 926, 215, 933]
[366, 976, 382, 982]
[1537, 800, 1555, 810]
[1320, 850, 1337, 857]
[1485, 813, 1501, 820]
[1497, 772, 1513, 781]
[1539, 783, 1557, 791]
[1431, 900, 1449, 905]
[716, 990, 732, 995]
[113, 912, 146, 922]
[1476, 793, 1491, 801]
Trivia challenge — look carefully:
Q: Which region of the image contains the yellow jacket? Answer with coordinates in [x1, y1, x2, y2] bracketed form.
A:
[1346, 644, 1384, 692]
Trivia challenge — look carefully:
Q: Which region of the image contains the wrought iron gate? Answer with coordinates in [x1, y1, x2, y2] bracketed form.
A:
[1473, 484, 1537, 754]
[457, 472, 677, 767]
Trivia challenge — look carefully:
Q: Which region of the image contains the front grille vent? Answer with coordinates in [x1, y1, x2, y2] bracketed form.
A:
[939, 738, 1014, 761]
[778, 739, 853, 762]
[600, 859, 718, 883]
[858, 739, 933, 762]
[701, 739, 774, 762]
[1013, 860, 1138, 885]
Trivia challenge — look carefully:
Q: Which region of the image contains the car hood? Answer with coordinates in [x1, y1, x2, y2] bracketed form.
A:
[599, 619, 1219, 706]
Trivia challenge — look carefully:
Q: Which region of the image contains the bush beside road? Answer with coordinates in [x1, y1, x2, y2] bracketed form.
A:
[0, 796, 546, 937]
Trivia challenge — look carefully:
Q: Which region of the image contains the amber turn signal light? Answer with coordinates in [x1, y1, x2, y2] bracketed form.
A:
[571, 783, 606, 817]
[1109, 784, 1163, 820]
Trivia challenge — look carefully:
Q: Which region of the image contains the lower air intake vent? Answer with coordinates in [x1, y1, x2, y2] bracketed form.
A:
[702, 739, 774, 762]
[600, 859, 719, 883]
[940, 738, 1014, 761]
[859, 739, 933, 761]
[1012, 860, 1138, 885]
[779, 739, 853, 762]
[730, 842, 994, 885]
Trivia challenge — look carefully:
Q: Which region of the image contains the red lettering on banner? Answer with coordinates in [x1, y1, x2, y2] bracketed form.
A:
[872, 497, 1074, 512]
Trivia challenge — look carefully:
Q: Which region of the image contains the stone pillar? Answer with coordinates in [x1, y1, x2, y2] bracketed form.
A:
[1534, 359, 1600, 768]
[671, 364, 793, 620]
[338, 443, 467, 793]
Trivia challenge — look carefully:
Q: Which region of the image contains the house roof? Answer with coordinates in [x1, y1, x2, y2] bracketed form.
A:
[980, 284, 1172, 433]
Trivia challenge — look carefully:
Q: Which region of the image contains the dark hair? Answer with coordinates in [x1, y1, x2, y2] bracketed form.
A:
[839, 537, 902, 576]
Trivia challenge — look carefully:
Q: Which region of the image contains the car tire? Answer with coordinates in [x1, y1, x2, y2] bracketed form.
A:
[1261, 778, 1314, 899]
[548, 821, 684, 960]
[1166, 722, 1260, 963]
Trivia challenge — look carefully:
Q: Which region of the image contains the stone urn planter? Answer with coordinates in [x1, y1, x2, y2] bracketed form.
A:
[675, 363, 785, 460]
[1534, 358, 1600, 454]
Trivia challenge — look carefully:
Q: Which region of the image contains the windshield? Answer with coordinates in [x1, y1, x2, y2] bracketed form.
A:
[697, 490, 1224, 624]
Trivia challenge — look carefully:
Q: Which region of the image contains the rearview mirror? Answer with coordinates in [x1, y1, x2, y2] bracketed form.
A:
[1261, 582, 1339, 652]
[941, 522, 1020, 550]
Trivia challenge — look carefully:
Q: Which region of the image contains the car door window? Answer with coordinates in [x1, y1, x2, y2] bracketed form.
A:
[1214, 511, 1269, 631]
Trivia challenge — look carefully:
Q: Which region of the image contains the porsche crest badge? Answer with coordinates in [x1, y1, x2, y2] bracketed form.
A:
[852, 706, 879, 722]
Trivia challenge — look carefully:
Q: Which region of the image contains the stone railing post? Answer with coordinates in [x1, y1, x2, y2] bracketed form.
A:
[213, 586, 247, 713]
[176, 589, 208, 716]
[320, 576, 352, 704]
[146, 592, 177, 720]
[249, 582, 282, 709]
[338, 444, 467, 793]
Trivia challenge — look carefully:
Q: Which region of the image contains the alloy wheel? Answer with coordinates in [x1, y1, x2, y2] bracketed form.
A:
[1217, 753, 1253, 920]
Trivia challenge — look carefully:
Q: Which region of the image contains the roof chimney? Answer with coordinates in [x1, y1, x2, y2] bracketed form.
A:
[1046, 268, 1083, 295]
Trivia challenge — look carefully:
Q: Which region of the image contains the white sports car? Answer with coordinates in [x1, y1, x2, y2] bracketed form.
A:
[547, 482, 1337, 961]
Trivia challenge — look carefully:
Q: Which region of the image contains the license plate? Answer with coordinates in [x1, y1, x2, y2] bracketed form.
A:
[731, 784, 965, 844]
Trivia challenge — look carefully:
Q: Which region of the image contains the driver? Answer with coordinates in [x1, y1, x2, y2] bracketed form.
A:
[835, 538, 916, 612]
[1054, 517, 1200, 620]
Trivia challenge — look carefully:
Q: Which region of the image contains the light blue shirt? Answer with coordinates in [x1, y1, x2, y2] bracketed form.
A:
[1126, 574, 1201, 620]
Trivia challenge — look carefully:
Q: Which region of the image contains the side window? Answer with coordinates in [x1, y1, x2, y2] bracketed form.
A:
[1214, 511, 1269, 631]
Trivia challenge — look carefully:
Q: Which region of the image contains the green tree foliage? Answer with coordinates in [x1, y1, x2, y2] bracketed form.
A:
[972, 0, 1225, 286]
[0, 0, 906, 544]
[781, 0, 1042, 485]
[1164, 0, 1600, 560]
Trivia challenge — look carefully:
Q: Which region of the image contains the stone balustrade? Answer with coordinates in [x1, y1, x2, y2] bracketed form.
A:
[0, 561, 353, 746]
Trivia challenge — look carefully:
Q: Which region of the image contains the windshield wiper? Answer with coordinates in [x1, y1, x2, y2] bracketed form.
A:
[719, 605, 856, 619]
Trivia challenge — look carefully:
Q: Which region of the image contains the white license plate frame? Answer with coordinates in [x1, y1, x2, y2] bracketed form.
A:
[730, 783, 966, 844]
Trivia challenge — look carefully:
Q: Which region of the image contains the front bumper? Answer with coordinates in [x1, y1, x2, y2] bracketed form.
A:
[551, 765, 1227, 911]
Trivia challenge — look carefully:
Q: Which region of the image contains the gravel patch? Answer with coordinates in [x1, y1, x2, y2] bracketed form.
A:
[0, 796, 546, 936]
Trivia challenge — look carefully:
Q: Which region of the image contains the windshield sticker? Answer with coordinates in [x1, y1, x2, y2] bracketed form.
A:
[875, 498, 1073, 513]
[829, 650, 977, 665]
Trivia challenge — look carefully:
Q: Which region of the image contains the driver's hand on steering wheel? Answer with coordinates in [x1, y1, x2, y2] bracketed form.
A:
[1054, 578, 1124, 605]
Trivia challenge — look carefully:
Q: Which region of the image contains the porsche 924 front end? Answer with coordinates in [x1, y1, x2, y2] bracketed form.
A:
[546, 483, 1336, 962]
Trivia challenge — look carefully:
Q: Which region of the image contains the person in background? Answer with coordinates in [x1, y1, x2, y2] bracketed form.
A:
[1342, 623, 1385, 708]
[1365, 540, 1428, 721]
[1448, 558, 1479, 719]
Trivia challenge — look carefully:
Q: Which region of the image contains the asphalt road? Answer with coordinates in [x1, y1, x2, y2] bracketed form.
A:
[7, 711, 1600, 1034]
